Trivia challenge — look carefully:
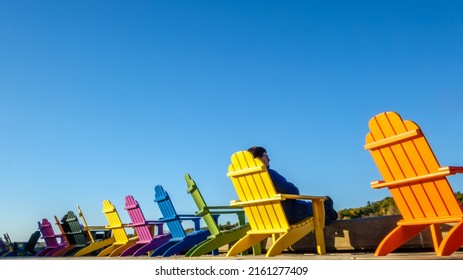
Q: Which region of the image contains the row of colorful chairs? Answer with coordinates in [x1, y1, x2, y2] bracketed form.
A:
[5, 111, 463, 257]
[30, 176, 261, 258]
[19, 144, 330, 258]
[10, 149, 329, 258]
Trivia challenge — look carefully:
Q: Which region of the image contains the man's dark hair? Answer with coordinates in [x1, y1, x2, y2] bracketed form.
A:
[247, 146, 267, 158]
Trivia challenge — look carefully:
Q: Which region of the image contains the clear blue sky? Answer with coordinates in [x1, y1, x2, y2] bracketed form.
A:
[2, 1, 463, 242]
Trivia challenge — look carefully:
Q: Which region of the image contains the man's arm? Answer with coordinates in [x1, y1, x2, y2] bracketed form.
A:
[268, 169, 300, 195]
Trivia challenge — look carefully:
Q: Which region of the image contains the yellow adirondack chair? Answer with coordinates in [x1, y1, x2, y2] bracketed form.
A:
[97, 199, 138, 257]
[73, 206, 114, 257]
[365, 111, 463, 256]
[226, 150, 326, 257]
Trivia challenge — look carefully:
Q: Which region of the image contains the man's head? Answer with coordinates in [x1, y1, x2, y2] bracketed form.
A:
[247, 146, 270, 167]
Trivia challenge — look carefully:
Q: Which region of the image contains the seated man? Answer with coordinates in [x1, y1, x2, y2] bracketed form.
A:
[248, 146, 338, 225]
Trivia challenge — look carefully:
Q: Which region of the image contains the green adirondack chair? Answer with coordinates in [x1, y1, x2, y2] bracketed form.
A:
[62, 210, 95, 256]
[184, 173, 261, 257]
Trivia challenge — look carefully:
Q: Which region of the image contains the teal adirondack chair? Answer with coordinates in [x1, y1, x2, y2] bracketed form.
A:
[184, 174, 261, 256]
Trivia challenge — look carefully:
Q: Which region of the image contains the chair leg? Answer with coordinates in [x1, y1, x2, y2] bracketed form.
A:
[35, 248, 54, 256]
[131, 235, 171, 257]
[187, 226, 251, 257]
[226, 234, 268, 257]
[429, 224, 443, 254]
[73, 237, 114, 257]
[437, 221, 463, 256]
[185, 238, 210, 257]
[375, 224, 429, 256]
[119, 244, 142, 257]
[266, 221, 313, 257]
[45, 246, 66, 256]
[52, 245, 77, 257]
[109, 240, 138, 257]
[97, 244, 118, 257]
[312, 201, 326, 255]
[161, 231, 210, 257]
[186, 238, 223, 257]
[151, 241, 177, 256]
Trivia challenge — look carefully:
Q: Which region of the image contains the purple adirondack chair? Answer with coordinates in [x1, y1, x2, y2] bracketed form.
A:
[35, 218, 66, 256]
[120, 195, 171, 257]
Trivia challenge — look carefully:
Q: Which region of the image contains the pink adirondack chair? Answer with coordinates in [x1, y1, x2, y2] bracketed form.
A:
[120, 195, 171, 257]
[35, 218, 66, 256]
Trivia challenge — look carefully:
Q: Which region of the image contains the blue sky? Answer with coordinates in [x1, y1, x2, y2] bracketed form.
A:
[2, 1, 463, 242]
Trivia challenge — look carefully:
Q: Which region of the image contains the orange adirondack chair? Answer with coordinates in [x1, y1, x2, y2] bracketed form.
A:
[226, 150, 326, 257]
[365, 111, 463, 256]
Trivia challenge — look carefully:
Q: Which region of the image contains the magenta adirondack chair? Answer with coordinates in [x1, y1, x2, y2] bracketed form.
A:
[120, 195, 171, 257]
[35, 218, 66, 256]
[46, 215, 78, 257]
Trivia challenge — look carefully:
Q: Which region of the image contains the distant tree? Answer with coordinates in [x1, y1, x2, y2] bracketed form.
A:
[338, 196, 398, 219]
[338, 191, 463, 220]
[455, 191, 463, 204]
[219, 221, 237, 231]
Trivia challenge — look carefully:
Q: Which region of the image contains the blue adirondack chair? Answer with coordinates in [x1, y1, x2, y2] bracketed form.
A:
[150, 185, 210, 257]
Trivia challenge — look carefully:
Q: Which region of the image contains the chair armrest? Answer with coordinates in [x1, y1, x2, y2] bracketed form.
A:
[177, 215, 202, 230]
[158, 215, 203, 230]
[105, 223, 133, 230]
[280, 194, 327, 201]
[231, 194, 326, 206]
[177, 214, 202, 221]
[196, 205, 245, 216]
[145, 220, 165, 226]
[208, 210, 245, 215]
[371, 166, 463, 189]
[85, 225, 109, 231]
[230, 196, 284, 206]
[444, 166, 463, 174]
[87, 225, 107, 230]
[207, 205, 243, 210]
[144, 220, 165, 234]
